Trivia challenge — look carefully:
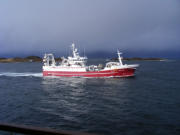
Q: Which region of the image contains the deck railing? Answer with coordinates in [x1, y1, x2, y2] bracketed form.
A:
[0, 123, 95, 135]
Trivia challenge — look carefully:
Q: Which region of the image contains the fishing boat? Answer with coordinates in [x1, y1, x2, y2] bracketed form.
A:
[42, 43, 139, 77]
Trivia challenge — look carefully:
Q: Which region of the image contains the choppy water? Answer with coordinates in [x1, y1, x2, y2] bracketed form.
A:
[0, 60, 180, 135]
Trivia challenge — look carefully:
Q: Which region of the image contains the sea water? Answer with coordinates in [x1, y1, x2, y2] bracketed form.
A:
[0, 60, 180, 135]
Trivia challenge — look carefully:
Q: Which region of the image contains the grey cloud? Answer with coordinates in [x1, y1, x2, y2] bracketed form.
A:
[0, 0, 179, 57]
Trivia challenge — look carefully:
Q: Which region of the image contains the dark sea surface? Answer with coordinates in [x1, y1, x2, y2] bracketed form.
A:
[0, 60, 180, 135]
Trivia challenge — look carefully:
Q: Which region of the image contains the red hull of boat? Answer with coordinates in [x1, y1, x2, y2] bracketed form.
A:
[43, 68, 136, 78]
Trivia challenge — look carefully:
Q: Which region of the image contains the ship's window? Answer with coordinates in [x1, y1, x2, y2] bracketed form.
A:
[107, 64, 111, 68]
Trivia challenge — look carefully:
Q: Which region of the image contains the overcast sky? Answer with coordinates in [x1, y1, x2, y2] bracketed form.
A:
[0, 0, 180, 58]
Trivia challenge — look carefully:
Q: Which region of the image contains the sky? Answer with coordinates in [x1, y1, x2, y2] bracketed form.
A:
[0, 0, 180, 58]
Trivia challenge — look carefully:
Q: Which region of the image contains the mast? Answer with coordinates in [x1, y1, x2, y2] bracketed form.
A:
[71, 43, 79, 58]
[117, 50, 123, 66]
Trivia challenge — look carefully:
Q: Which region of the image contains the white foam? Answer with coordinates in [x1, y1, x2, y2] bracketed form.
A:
[0, 72, 43, 77]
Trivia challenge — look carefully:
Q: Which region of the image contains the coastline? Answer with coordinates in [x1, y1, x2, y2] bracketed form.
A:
[0, 56, 42, 63]
[0, 56, 167, 63]
[123, 57, 167, 61]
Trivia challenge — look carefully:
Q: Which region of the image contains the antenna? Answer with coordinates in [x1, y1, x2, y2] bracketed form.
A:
[84, 47, 85, 57]
[68, 44, 71, 57]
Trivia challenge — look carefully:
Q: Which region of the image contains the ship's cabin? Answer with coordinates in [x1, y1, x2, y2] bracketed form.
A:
[105, 62, 120, 68]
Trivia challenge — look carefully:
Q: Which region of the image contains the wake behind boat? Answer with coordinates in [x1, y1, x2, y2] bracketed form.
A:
[42, 43, 139, 77]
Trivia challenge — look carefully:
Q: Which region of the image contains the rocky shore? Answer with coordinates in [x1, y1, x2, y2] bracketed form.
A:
[0, 56, 62, 63]
[0, 56, 166, 63]
[111, 57, 166, 61]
